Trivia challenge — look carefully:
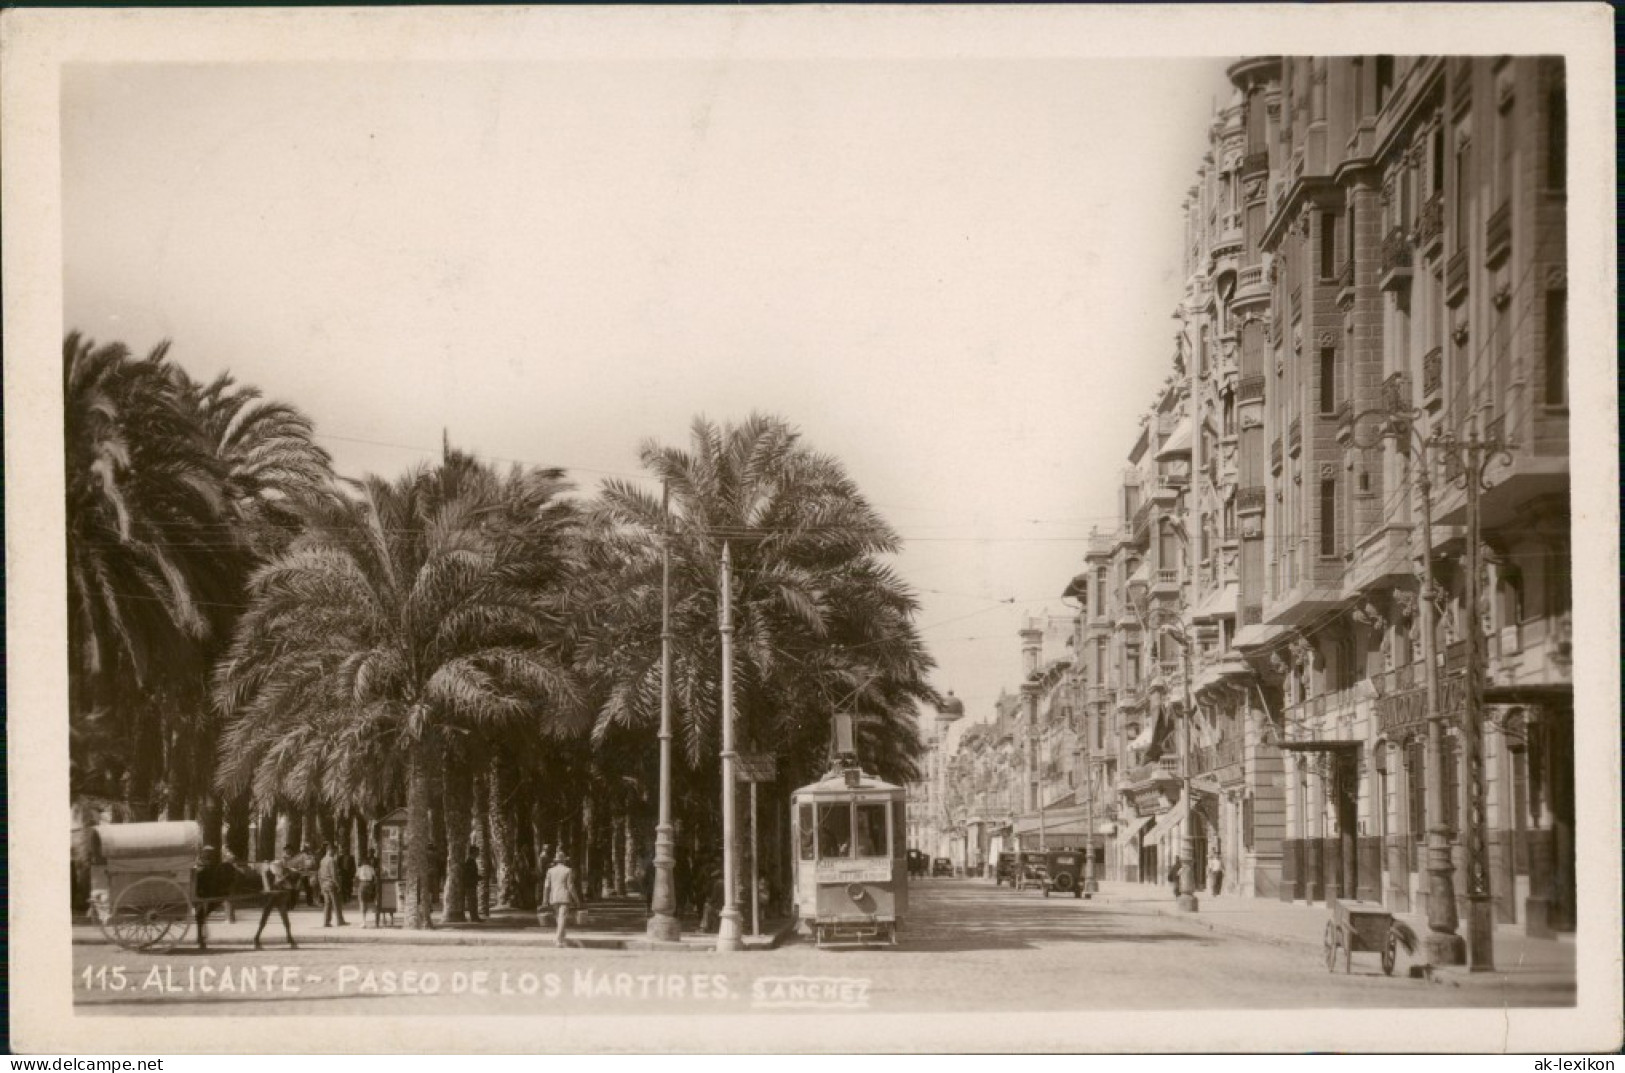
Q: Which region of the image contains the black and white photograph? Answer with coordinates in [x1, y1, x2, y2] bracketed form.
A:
[4, 4, 1619, 1056]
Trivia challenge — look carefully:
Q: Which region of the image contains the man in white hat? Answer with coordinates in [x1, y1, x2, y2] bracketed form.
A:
[541, 851, 579, 947]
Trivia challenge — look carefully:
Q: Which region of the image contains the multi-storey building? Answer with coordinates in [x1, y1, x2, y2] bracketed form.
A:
[1246, 54, 1571, 936]
[931, 58, 1570, 941]
[906, 692, 966, 864]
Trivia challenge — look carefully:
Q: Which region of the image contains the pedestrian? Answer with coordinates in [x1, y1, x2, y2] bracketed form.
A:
[1207, 850, 1224, 897]
[319, 842, 348, 927]
[356, 855, 379, 928]
[295, 845, 319, 906]
[1166, 858, 1181, 892]
[339, 845, 356, 906]
[461, 847, 482, 923]
[541, 852, 580, 947]
[254, 848, 299, 950]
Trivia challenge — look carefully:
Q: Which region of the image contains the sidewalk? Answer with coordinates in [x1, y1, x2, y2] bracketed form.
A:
[74, 896, 798, 953]
[1077, 878, 1575, 991]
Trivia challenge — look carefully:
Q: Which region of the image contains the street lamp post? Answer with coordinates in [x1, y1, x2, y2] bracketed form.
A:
[646, 481, 681, 942]
[715, 541, 743, 952]
[1077, 680, 1098, 897]
[1351, 404, 1466, 964]
[1163, 626, 1200, 913]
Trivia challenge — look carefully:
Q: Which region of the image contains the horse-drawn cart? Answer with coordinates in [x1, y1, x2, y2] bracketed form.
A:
[1323, 897, 1414, 976]
[88, 820, 289, 952]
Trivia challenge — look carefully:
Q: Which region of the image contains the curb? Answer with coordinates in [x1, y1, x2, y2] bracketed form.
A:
[73, 918, 801, 954]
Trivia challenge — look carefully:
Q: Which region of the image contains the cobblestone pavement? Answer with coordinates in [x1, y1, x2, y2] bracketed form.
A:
[74, 877, 1573, 1017]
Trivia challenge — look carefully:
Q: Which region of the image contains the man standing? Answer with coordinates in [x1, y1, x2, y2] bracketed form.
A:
[319, 843, 348, 927]
[541, 852, 579, 948]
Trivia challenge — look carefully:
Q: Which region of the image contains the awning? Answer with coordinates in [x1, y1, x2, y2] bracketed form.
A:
[1191, 582, 1237, 623]
[1156, 418, 1193, 459]
[1232, 623, 1287, 651]
[1278, 738, 1363, 753]
[1143, 797, 1190, 848]
[1116, 813, 1154, 846]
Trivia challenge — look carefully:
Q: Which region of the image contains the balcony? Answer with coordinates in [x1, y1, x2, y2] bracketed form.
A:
[1421, 346, 1444, 410]
[1153, 570, 1181, 597]
[1380, 226, 1413, 291]
[1237, 485, 1267, 514]
[1238, 374, 1266, 402]
[1241, 149, 1270, 177]
[1270, 436, 1283, 474]
[1235, 264, 1266, 301]
[1415, 192, 1444, 256]
[1241, 603, 1264, 626]
[1333, 399, 1355, 444]
[1288, 416, 1302, 456]
[1485, 200, 1511, 267]
[1445, 248, 1469, 305]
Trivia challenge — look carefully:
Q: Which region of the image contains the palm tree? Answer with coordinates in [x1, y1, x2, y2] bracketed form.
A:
[214, 451, 583, 928]
[583, 413, 937, 863]
[65, 333, 236, 818]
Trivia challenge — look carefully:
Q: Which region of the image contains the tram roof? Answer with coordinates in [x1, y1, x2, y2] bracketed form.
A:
[793, 766, 903, 796]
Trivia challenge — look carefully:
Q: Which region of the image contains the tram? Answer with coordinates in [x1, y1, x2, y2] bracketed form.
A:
[790, 758, 908, 946]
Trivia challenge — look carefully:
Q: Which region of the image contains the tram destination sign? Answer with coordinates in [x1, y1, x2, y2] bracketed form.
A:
[733, 754, 778, 783]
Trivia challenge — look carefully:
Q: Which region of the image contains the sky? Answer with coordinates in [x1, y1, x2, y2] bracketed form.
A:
[62, 56, 1236, 743]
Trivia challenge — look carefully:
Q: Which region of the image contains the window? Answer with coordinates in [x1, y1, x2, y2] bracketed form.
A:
[1406, 738, 1426, 844]
[1095, 639, 1107, 685]
[1320, 211, 1338, 278]
[1126, 644, 1141, 688]
[798, 805, 815, 860]
[1496, 90, 1515, 206]
[816, 803, 852, 858]
[1544, 289, 1567, 405]
[1430, 126, 1445, 196]
[854, 803, 889, 858]
[1453, 124, 1470, 251]
[1547, 84, 1566, 188]
[1319, 479, 1337, 557]
[1347, 205, 1357, 268]
[1319, 346, 1338, 413]
[1094, 568, 1107, 616]
[1375, 55, 1395, 110]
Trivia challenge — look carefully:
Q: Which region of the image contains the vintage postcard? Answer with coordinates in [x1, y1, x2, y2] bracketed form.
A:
[4, 3, 1619, 1055]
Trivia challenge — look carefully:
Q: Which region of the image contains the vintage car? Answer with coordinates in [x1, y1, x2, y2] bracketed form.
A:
[931, 857, 954, 878]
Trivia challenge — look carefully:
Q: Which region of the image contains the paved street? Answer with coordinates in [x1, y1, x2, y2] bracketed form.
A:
[73, 876, 1574, 1015]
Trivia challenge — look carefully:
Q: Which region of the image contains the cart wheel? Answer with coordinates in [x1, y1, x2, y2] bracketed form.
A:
[1323, 921, 1338, 973]
[107, 877, 192, 952]
[1381, 927, 1398, 976]
[1344, 932, 1354, 974]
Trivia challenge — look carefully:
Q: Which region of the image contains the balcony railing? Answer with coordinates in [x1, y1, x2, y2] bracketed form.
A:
[1415, 192, 1444, 254]
[1270, 437, 1283, 473]
[1155, 569, 1180, 588]
[1237, 485, 1267, 514]
[1241, 149, 1270, 177]
[1238, 374, 1266, 402]
[1445, 248, 1469, 304]
[1237, 264, 1265, 294]
[1241, 603, 1264, 626]
[1422, 346, 1444, 407]
[1380, 226, 1413, 291]
[1485, 200, 1511, 266]
[1288, 416, 1302, 455]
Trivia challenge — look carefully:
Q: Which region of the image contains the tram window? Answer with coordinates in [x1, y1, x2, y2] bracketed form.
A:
[855, 804, 889, 858]
[798, 805, 815, 860]
[817, 803, 852, 858]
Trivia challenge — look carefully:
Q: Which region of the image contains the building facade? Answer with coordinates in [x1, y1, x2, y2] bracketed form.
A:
[926, 56, 1570, 941]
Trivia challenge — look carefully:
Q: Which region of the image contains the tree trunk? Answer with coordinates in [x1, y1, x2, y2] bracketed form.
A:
[403, 733, 439, 930]
[223, 796, 250, 861]
[487, 759, 520, 908]
[471, 768, 492, 917]
[441, 750, 471, 923]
